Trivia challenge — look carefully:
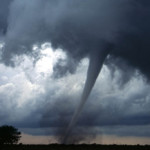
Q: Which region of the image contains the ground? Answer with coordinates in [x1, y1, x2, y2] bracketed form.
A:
[1, 144, 150, 150]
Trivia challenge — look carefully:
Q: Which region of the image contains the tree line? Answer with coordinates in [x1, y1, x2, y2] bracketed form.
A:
[0, 125, 21, 145]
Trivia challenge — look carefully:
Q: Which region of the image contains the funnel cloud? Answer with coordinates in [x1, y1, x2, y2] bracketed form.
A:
[62, 43, 112, 143]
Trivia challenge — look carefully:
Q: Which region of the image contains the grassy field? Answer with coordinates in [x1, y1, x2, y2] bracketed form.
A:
[1, 144, 150, 150]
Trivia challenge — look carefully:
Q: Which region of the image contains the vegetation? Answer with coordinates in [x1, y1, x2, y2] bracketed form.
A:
[0, 125, 21, 145]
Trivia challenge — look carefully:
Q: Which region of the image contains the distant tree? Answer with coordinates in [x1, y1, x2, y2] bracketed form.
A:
[0, 125, 21, 145]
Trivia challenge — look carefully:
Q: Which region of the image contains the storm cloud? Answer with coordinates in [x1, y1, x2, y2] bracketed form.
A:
[0, 0, 150, 77]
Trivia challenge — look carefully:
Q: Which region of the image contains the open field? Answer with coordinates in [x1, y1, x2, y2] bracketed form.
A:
[1, 144, 150, 150]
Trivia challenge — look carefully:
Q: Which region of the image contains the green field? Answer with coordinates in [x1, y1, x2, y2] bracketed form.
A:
[1, 144, 150, 150]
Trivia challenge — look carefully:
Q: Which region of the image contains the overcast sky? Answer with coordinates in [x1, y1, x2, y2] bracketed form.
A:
[0, 0, 150, 144]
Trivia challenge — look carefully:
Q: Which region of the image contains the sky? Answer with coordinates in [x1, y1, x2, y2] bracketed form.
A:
[0, 0, 150, 145]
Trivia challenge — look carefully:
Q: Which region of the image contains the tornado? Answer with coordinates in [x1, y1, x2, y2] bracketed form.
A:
[62, 44, 111, 144]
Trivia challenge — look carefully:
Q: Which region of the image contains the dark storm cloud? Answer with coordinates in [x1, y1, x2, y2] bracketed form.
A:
[0, 0, 150, 80]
